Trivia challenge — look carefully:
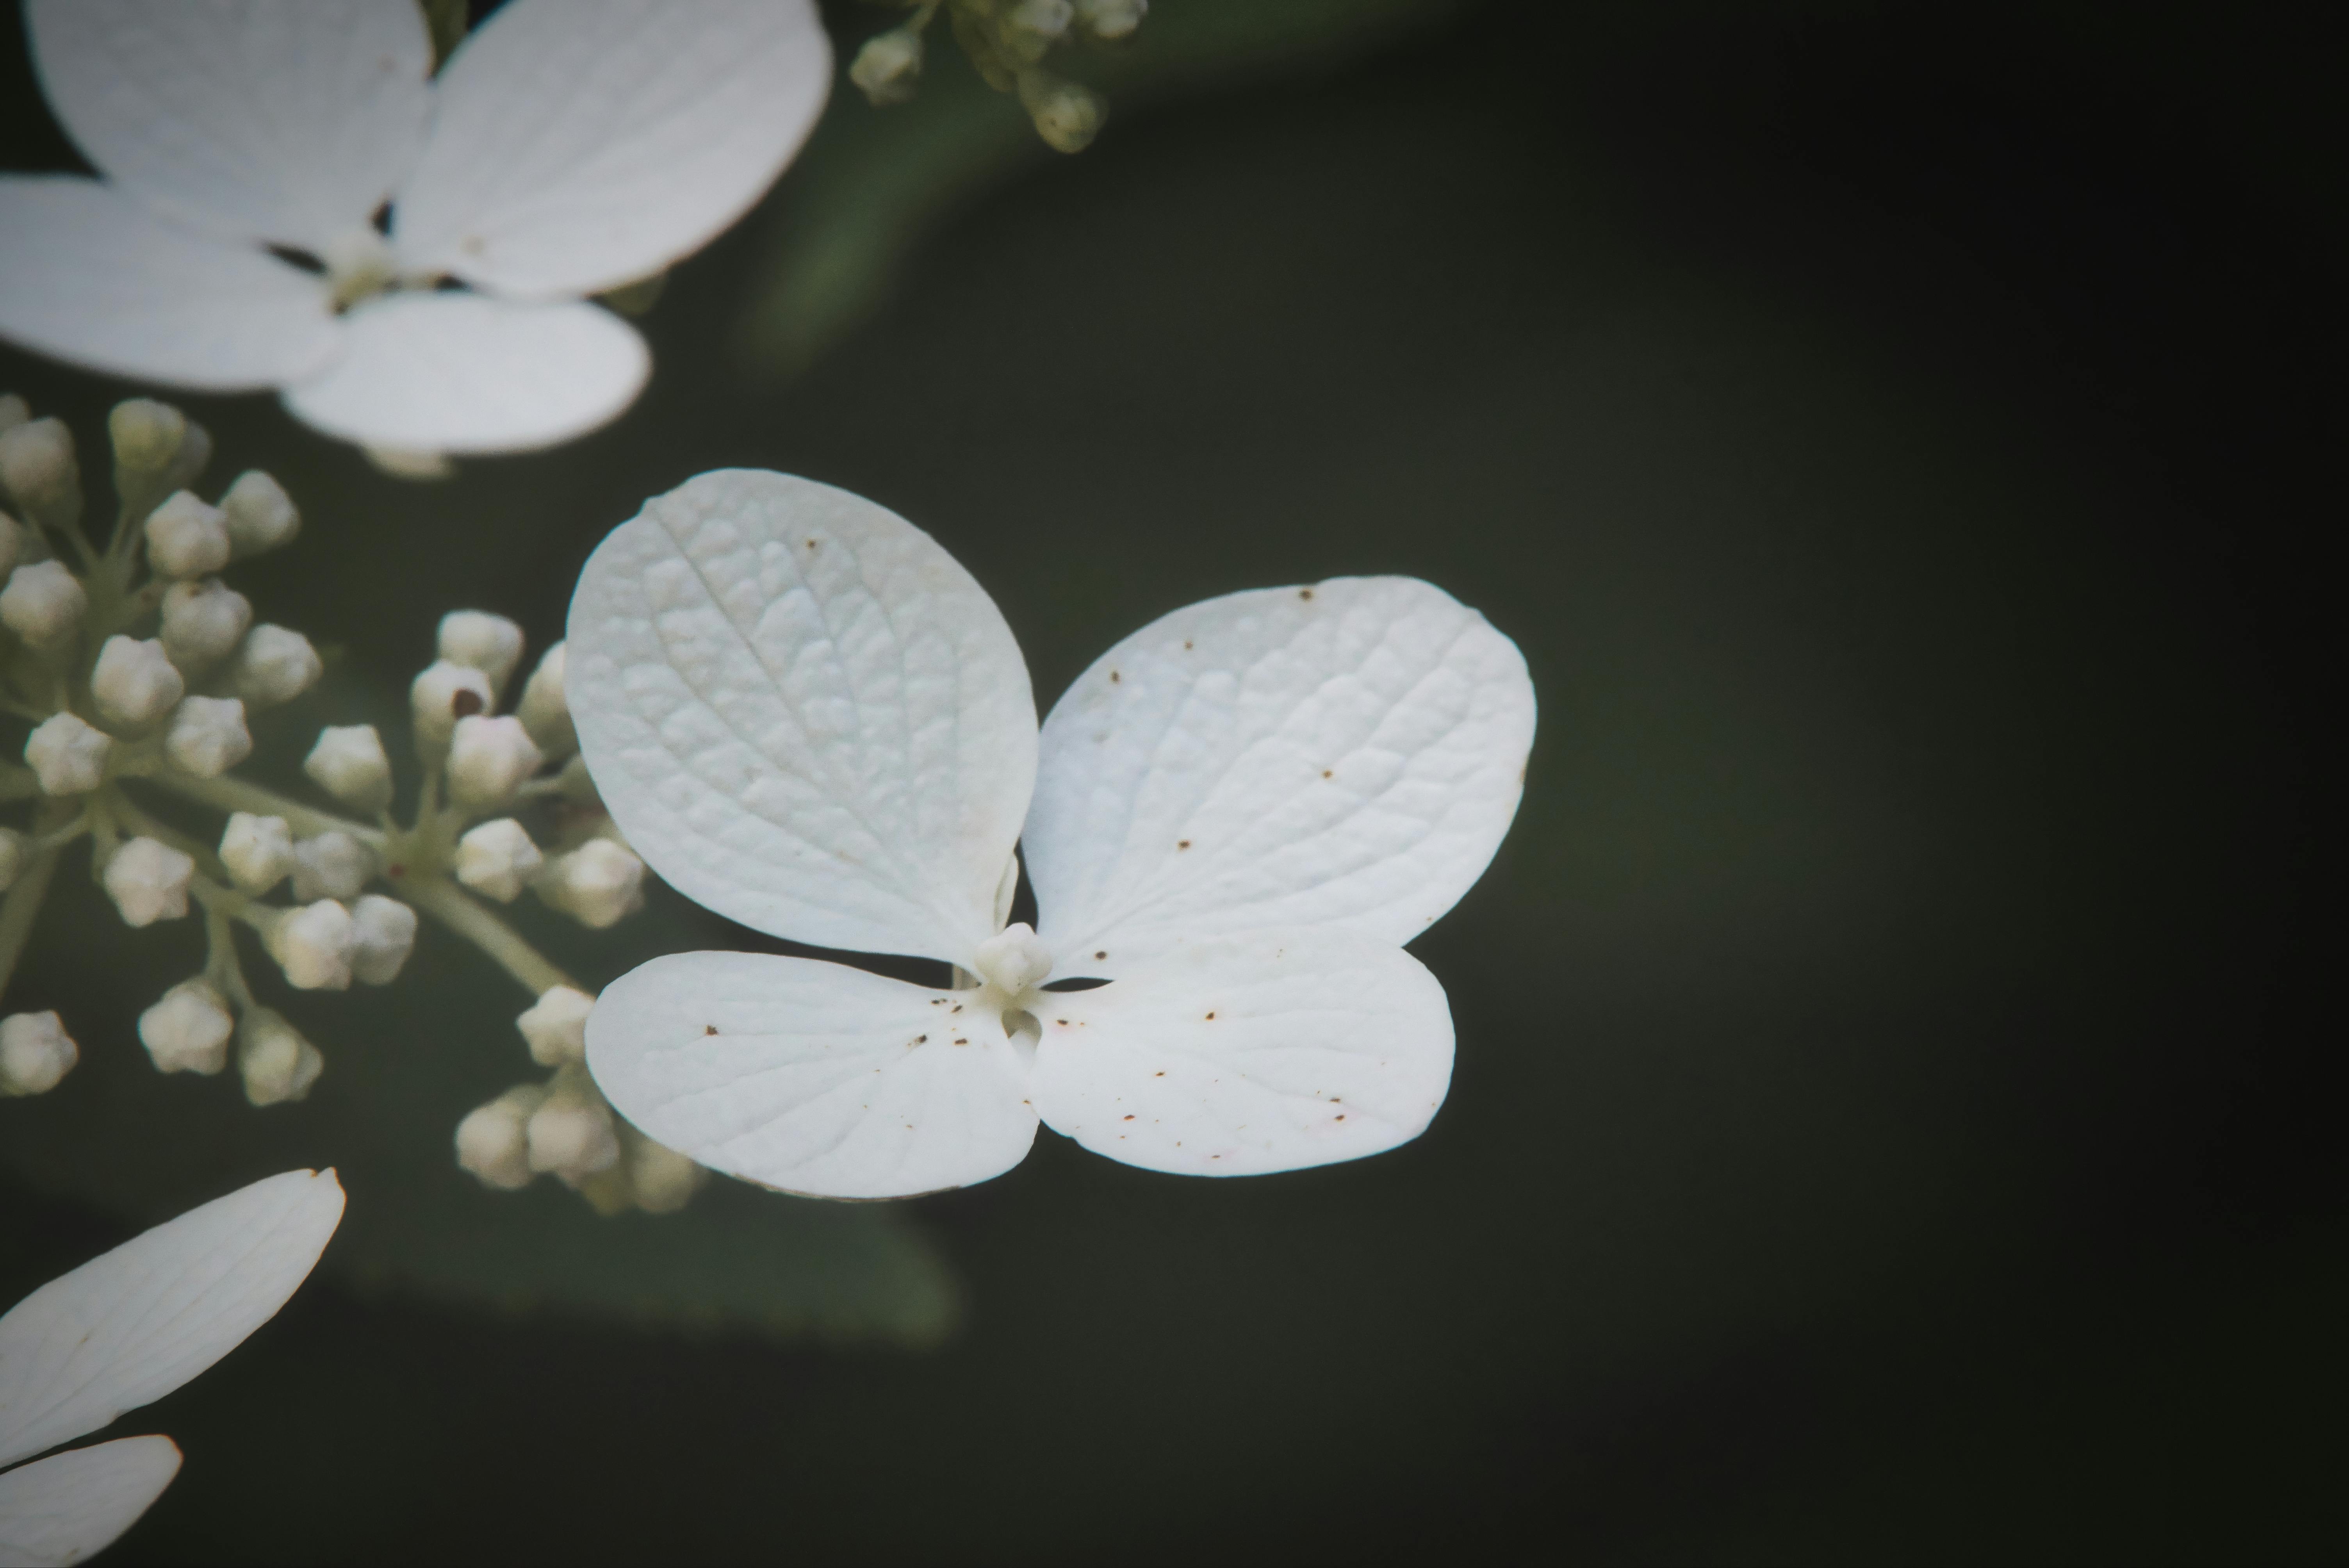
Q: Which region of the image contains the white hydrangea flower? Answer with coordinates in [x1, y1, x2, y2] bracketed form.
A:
[90, 634, 185, 727]
[23, 711, 110, 796]
[453, 817, 542, 903]
[0, 1, 830, 459]
[569, 471, 1535, 1199]
[137, 979, 235, 1075]
[218, 811, 294, 893]
[0, 1010, 77, 1097]
[164, 695, 253, 778]
[0, 1170, 342, 1567]
[102, 836, 196, 927]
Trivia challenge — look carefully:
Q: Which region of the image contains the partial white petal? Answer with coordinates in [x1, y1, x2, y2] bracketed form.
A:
[588, 951, 1037, 1200]
[394, 0, 831, 300]
[25, 0, 431, 252]
[1027, 577, 1535, 976]
[569, 471, 1035, 964]
[0, 1169, 342, 1469]
[0, 1435, 180, 1568]
[280, 292, 646, 455]
[0, 178, 339, 392]
[1030, 930, 1454, 1176]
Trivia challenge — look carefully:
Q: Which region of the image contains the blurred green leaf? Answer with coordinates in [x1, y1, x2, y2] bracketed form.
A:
[741, 0, 1470, 378]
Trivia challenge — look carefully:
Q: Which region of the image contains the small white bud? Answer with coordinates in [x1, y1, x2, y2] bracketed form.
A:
[0, 393, 27, 432]
[144, 490, 233, 578]
[436, 610, 524, 692]
[849, 27, 924, 105]
[349, 893, 417, 985]
[266, 898, 356, 990]
[515, 640, 574, 755]
[0, 827, 22, 892]
[517, 985, 595, 1067]
[160, 419, 212, 494]
[233, 623, 322, 706]
[1020, 75, 1105, 153]
[455, 1084, 545, 1189]
[24, 711, 110, 795]
[290, 830, 372, 902]
[219, 811, 294, 892]
[91, 634, 185, 726]
[535, 838, 645, 929]
[237, 1009, 323, 1105]
[159, 578, 253, 670]
[219, 469, 299, 554]
[138, 979, 233, 1075]
[410, 659, 493, 753]
[0, 417, 78, 522]
[527, 1088, 620, 1181]
[1, 560, 88, 647]
[1010, 0, 1074, 41]
[163, 695, 253, 777]
[0, 1010, 77, 1096]
[303, 724, 392, 813]
[1074, 0, 1147, 39]
[971, 921, 1053, 996]
[103, 836, 196, 927]
[626, 1135, 707, 1214]
[108, 398, 188, 473]
[454, 817, 542, 903]
[446, 715, 541, 809]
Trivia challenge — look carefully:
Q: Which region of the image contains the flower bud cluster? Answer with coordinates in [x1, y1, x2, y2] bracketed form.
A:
[851, 0, 1137, 152]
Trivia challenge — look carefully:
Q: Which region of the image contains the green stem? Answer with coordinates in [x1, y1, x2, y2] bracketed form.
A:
[403, 874, 577, 998]
[140, 770, 385, 848]
[0, 800, 74, 1003]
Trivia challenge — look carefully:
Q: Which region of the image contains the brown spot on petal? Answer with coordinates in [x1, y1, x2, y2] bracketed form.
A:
[704, 1025, 718, 1035]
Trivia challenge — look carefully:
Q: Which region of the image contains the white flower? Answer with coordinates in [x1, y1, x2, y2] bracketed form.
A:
[264, 900, 356, 991]
[535, 838, 644, 930]
[303, 723, 392, 813]
[143, 490, 232, 578]
[348, 894, 418, 986]
[410, 659, 493, 753]
[454, 1085, 543, 1190]
[453, 817, 542, 903]
[232, 624, 322, 707]
[445, 714, 541, 809]
[0, 0, 831, 459]
[437, 610, 524, 693]
[103, 836, 196, 927]
[217, 469, 299, 555]
[0, 1170, 342, 1566]
[165, 695, 254, 777]
[160, 578, 253, 670]
[290, 831, 372, 902]
[569, 471, 1535, 1199]
[237, 1012, 325, 1105]
[219, 811, 294, 893]
[107, 397, 187, 472]
[0, 559, 86, 647]
[90, 634, 185, 726]
[515, 640, 574, 755]
[138, 979, 235, 1075]
[518, 985, 596, 1067]
[0, 417, 77, 524]
[23, 711, 109, 795]
[0, 1010, 77, 1097]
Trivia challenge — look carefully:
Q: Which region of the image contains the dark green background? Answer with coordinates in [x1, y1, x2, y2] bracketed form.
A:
[2, 3, 2337, 1561]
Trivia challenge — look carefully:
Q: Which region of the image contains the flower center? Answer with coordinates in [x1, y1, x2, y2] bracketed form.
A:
[321, 228, 400, 311]
[969, 922, 1052, 1006]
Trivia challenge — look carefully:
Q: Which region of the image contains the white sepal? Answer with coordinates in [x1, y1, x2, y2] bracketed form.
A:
[0, 1433, 181, 1568]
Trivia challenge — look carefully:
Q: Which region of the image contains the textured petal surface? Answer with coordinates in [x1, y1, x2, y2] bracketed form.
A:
[280, 292, 647, 454]
[589, 951, 1039, 1201]
[1030, 931, 1454, 1176]
[394, 0, 831, 300]
[1026, 577, 1535, 976]
[0, 1169, 342, 1469]
[0, 178, 339, 391]
[569, 471, 1036, 963]
[0, 1436, 180, 1568]
[26, 0, 431, 252]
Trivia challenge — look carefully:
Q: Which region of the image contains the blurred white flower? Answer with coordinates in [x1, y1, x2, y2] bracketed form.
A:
[0, 0, 831, 460]
[0, 1169, 341, 1568]
[569, 471, 1536, 1199]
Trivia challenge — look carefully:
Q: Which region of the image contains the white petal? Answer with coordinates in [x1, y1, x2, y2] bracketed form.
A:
[25, 0, 431, 253]
[588, 951, 1038, 1201]
[1025, 577, 1535, 976]
[0, 1435, 180, 1568]
[280, 292, 647, 455]
[0, 178, 339, 392]
[0, 1169, 342, 1469]
[393, 0, 831, 301]
[1030, 930, 1454, 1176]
[568, 471, 1036, 964]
